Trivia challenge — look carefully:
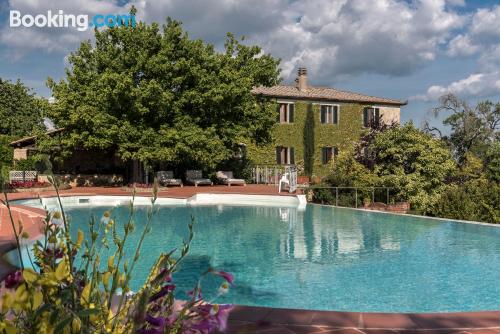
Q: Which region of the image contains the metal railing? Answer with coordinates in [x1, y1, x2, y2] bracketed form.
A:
[251, 164, 294, 185]
[302, 186, 394, 208]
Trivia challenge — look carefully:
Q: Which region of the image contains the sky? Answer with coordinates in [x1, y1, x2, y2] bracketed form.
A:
[1, 0, 500, 131]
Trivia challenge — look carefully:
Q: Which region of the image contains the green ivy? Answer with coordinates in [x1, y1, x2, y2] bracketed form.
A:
[243, 101, 366, 176]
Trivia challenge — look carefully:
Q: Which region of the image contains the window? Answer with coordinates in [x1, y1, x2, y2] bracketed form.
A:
[363, 107, 380, 127]
[321, 147, 338, 164]
[320, 105, 339, 124]
[276, 146, 295, 165]
[278, 103, 295, 123]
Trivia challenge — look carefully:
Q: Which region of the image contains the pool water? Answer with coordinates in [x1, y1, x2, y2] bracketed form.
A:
[59, 204, 500, 312]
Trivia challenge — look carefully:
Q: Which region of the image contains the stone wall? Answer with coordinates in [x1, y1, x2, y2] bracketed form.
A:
[379, 105, 401, 124]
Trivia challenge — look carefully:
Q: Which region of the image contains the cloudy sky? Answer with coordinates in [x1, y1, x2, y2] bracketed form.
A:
[1, 0, 500, 129]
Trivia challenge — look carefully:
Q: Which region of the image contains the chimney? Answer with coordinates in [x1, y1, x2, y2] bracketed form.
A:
[297, 67, 308, 92]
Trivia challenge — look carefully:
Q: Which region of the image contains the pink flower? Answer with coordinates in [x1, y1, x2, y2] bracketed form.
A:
[210, 270, 234, 285]
[5, 270, 23, 289]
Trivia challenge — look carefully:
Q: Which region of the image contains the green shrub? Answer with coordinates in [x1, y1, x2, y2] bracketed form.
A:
[432, 180, 500, 223]
[13, 157, 37, 171]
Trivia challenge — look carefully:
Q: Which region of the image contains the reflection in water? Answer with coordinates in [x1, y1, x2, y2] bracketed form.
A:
[276, 205, 401, 261]
[64, 204, 500, 312]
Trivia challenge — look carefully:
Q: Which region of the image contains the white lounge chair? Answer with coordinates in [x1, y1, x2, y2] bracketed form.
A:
[156, 171, 183, 187]
[185, 170, 213, 187]
[216, 171, 246, 187]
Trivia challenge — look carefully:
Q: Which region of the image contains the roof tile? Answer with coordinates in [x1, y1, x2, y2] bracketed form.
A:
[251, 85, 406, 105]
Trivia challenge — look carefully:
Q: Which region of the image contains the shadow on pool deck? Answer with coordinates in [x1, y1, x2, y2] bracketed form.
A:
[219, 305, 500, 333]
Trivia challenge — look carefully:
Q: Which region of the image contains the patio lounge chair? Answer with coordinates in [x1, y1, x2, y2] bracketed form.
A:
[185, 170, 213, 187]
[216, 171, 246, 186]
[156, 171, 183, 187]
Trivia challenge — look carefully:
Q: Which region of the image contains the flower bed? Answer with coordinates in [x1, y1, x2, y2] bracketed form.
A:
[9, 181, 51, 189]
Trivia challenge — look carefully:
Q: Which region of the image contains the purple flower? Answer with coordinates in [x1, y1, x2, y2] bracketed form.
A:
[188, 304, 233, 333]
[146, 314, 166, 328]
[158, 268, 172, 282]
[5, 270, 23, 289]
[214, 304, 233, 331]
[137, 329, 162, 334]
[210, 270, 234, 285]
[187, 288, 203, 300]
[149, 284, 175, 303]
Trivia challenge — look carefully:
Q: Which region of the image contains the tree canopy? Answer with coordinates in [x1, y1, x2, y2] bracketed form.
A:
[429, 94, 500, 163]
[46, 17, 281, 169]
[369, 123, 456, 212]
[0, 78, 44, 137]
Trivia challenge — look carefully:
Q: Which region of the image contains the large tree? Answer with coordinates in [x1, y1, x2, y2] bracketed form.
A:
[428, 94, 500, 163]
[369, 123, 456, 213]
[0, 79, 44, 137]
[46, 15, 280, 170]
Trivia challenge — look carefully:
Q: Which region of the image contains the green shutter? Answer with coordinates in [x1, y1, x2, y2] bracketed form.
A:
[290, 147, 295, 165]
[321, 147, 326, 164]
[333, 147, 339, 157]
[276, 147, 281, 164]
[363, 108, 369, 127]
[276, 104, 281, 123]
[375, 108, 380, 126]
[320, 106, 326, 123]
[289, 104, 294, 123]
[333, 106, 338, 124]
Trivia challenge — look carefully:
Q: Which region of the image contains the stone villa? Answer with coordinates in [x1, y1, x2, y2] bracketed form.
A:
[247, 67, 406, 176]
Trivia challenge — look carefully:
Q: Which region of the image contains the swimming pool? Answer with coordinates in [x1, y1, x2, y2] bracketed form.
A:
[11, 196, 500, 312]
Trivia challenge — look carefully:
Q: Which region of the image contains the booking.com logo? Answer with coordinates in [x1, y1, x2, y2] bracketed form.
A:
[9, 10, 136, 32]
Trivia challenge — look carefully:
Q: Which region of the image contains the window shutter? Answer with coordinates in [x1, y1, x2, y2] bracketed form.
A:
[363, 108, 369, 127]
[333, 106, 338, 124]
[276, 147, 281, 164]
[320, 106, 326, 123]
[289, 147, 295, 165]
[289, 104, 294, 123]
[333, 147, 339, 157]
[276, 104, 281, 123]
[321, 148, 327, 164]
[375, 108, 380, 126]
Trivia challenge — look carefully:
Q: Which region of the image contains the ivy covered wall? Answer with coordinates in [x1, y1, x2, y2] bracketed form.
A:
[242, 100, 368, 177]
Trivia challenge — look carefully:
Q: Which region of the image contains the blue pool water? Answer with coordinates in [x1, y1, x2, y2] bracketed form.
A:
[34, 204, 500, 312]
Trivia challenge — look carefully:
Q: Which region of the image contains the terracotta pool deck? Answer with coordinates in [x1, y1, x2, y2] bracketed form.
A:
[2, 185, 500, 334]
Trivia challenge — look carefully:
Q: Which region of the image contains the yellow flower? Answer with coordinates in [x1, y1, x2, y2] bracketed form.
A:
[71, 317, 81, 333]
[80, 283, 91, 306]
[15, 284, 29, 304]
[32, 290, 43, 309]
[55, 260, 69, 281]
[0, 320, 17, 334]
[102, 272, 111, 290]
[23, 269, 38, 285]
[2, 293, 13, 310]
[75, 229, 84, 248]
[107, 255, 115, 272]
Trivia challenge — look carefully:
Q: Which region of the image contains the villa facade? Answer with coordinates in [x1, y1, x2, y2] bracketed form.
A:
[247, 67, 406, 177]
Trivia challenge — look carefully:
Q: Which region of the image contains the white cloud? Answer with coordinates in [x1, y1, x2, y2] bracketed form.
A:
[446, 34, 480, 56]
[252, 0, 466, 83]
[0, 0, 133, 57]
[418, 4, 500, 101]
[411, 71, 500, 101]
[1, 0, 467, 84]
